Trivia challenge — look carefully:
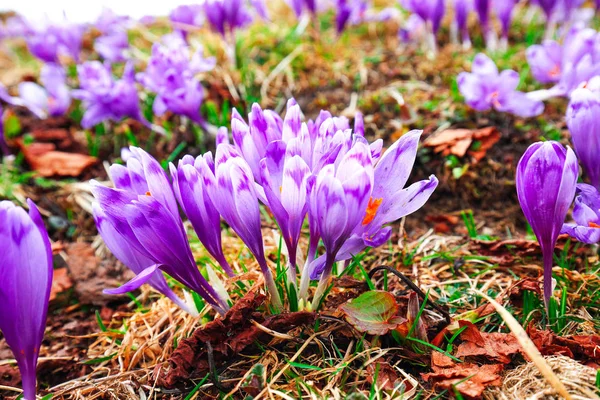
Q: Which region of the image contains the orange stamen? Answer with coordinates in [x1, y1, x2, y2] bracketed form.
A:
[589, 222, 600, 228]
[145, 191, 151, 196]
[362, 197, 383, 226]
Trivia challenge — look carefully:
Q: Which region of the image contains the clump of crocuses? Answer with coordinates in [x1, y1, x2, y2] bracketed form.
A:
[458, 53, 544, 117]
[0, 200, 53, 400]
[527, 26, 600, 100]
[92, 100, 437, 314]
[91, 147, 230, 315]
[516, 141, 578, 311]
[137, 36, 215, 128]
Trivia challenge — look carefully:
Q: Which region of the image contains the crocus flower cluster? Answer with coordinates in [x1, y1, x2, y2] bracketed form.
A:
[26, 20, 84, 64]
[400, 0, 518, 53]
[0, 64, 71, 119]
[457, 53, 544, 117]
[91, 147, 229, 315]
[91, 100, 437, 313]
[137, 37, 215, 127]
[0, 200, 53, 400]
[72, 62, 150, 130]
[527, 26, 600, 100]
[221, 100, 437, 306]
[561, 184, 600, 244]
[516, 141, 578, 310]
[566, 81, 600, 189]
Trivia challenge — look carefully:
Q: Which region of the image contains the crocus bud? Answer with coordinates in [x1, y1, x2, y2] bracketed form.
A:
[561, 183, 600, 244]
[566, 86, 600, 190]
[170, 153, 235, 277]
[516, 141, 578, 310]
[0, 199, 53, 400]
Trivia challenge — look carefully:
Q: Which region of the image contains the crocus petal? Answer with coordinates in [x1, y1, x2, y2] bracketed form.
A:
[103, 264, 161, 295]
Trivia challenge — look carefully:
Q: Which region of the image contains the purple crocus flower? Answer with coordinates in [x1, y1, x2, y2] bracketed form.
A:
[286, 0, 318, 17]
[26, 22, 83, 63]
[95, 8, 131, 34]
[95, 31, 130, 62]
[454, 0, 473, 48]
[137, 39, 215, 127]
[457, 53, 544, 117]
[170, 4, 205, 38]
[0, 64, 71, 119]
[527, 26, 600, 99]
[474, 0, 496, 48]
[231, 104, 284, 179]
[336, 0, 370, 33]
[399, 14, 427, 44]
[302, 131, 438, 292]
[204, 144, 283, 310]
[73, 62, 152, 130]
[494, 0, 516, 49]
[170, 153, 235, 277]
[308, 141, 374, 307]
[400, 0, 445, 54]
[203, 0, 263, 36]
[91, 147, 229, 315]
[401, 0, 445, 34]
[92, 204, 195, 314]
[561, 184, 600, 244]
[0, 199, 53, 400]
[1, 16, 32, 39]
[260, 141, 311, 281]
[516, 141, 578, 310]
[566, 85, 600, 189]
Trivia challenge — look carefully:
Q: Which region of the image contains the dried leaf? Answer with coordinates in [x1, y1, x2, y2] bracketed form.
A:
[366, 361, 399, 391]
[340, 290, 404, 335]
[423, 359, 503, 399]
[161, 291, 316, 387]
[455, 321, 521, 364]
[17, 141, 97, 177]
[528, 325, 600, 363]
[49, 268, 73, 301]
[424, 127, 500, 163]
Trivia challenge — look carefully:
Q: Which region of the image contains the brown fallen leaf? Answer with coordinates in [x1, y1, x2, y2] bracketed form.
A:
[423, 352, 504, 399]
[17, 141, 97, 177]
[366, 361, 400, 391]
[49, 268, 73, 301]
[528, 325, 600, 363]
[425, 214, 460, 234]
[455, 321, 522, 364]
[424, 127, 500, 163]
